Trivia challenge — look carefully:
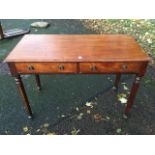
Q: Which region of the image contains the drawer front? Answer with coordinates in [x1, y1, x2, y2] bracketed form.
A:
[79, 62, 143, 73]
[14, 63, 77, 73]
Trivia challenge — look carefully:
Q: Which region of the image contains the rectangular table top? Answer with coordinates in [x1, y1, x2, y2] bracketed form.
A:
[5, 34, 150, 63]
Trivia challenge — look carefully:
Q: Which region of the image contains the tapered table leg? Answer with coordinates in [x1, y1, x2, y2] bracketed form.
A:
[125, 75, 142, 114]
[15, 75, 32, 118]
[114, 74, 121, 90]
[34, 74, 41, 91]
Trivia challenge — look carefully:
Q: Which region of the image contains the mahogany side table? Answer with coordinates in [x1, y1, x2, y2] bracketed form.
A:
[4, 34, 150, 118]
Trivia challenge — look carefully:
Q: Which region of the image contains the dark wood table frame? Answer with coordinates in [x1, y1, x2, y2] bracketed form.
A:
[4, 35, 150, 118]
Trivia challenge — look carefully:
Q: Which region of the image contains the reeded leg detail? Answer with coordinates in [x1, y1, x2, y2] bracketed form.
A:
[114, 74, 121, 90]
[15, 75, 32, 117]
[35, 74, 41, 91]
[125, 75, 142, 114]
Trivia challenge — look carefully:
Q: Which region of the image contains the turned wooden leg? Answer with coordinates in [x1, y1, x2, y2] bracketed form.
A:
[15, 75, 32, 118]
[114, 74, 121, 90]
[125, 75, 142, 114]
[34, 74, 41, 91]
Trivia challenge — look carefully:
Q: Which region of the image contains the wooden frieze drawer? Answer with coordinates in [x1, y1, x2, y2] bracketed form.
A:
[14, 62, 77, 74]
[79, 62, 145, 74]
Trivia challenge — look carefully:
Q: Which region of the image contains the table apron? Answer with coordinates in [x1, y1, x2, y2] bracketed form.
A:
[9, 62, 148, 76]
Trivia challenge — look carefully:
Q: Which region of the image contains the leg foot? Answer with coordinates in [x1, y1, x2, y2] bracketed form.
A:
[28, 115, 33, 119]
[123, 113, 129, 119]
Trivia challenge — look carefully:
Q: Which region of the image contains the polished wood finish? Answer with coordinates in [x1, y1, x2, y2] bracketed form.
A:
[4, 35, 150, 118]
[5, 34, 150, 62]
[14, 75, 32, 117]
[14, 62, 77, 74]
[12, 61, 146, 74]
[79, 62, 145, 74]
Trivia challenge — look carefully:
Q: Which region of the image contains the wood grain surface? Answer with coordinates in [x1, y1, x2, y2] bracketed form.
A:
[4, 34, 150, 63]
